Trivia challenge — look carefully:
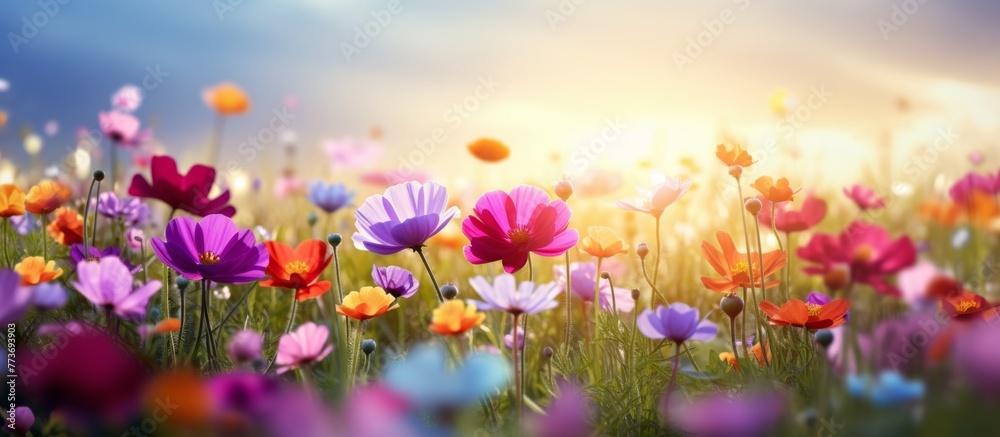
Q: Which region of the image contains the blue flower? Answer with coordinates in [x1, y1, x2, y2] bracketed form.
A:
[382, 343, 510, 412]
[307, 181, 354, 214]
[846, 372, 924, 407]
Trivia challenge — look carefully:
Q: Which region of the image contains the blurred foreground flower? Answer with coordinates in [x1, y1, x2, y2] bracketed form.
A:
[0, 269, 31, 325]
[847, 372, 924, 407]
[275, 322, 334, 374]
[382, 343, 511, 413]
[665, 391, 785, 437]
[527, 380, 595, 437]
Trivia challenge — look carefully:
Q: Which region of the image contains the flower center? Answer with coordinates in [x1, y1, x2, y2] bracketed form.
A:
[805, 303, 822, 317]
[285, 260, 310, 275]
[199, 251, 221, 265]
[732, 260, 750, 276]
[853, 244, 875, 263]
[955, 300, 980, 314]
[508, 227, 531, 246]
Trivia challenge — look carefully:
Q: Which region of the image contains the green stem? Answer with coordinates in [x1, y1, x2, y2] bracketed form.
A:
[81, 177, 98, 257]
[2, 219, 10, 267]
[39, 214, 48, 260]
[415, 247, 444, 302]
[348, 319, 362, 392]
[751, 215, 772, 367]
[90, 180, 101, 248]
[652, 215, 662, 286]
[564, 251, 573, 348]
[592, 257, 603, 341]
[640, 258, 668, 307]
[735, 179, 758, 346]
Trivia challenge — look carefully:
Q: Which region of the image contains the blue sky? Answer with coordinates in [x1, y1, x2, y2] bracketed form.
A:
[1, 0, 999, 185]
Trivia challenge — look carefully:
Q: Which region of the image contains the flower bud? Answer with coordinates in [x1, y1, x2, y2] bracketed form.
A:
[798, 408, 819, 428]
[814, 329, 834, 349]
[727, 165, 743, 179]
[441, 283, 459, 300]
[541, 347, 554, 359]
[823, 264, 850, 292]
[307, 211, 319, 227]
[631, 288, 640, 301]
[636, 242, 649, 259]
[361, 339, 377, 355]
[600, 272, 611, 280]
[554, 180, 573, 202]
[10, 406, 34, 435]
[176, 276, 191, 293]
[93, 170, 106, 181]
[720, 294, 744, 319]
[327, 233, 342, 248]
[744, 197, 762, 216]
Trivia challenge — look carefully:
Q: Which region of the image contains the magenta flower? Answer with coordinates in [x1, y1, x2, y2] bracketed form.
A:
[843, 184, 885, 210]
[98, 110, 150, 147]
[467, 274, 561, 315]
[949, 171, 1000, 204]
[372, 265, 419, 298]
[129, 155, 236, 217]
[150, 214, 268, 284]
[798, 221, 917, 296]
[637, 303, 717, 343]
[757, 194, 826, 233]
[71, 257, 162, 321]
[615, 174, 692, 217]
[553, 262, 634, 313]
[275, 322, 334, 374]
[527, 380, 594, 437]
[353, 181, 459, 255]
[228, 329, 264, 366]
[665, 391, 786, 437]
[463, 185, 578, 273]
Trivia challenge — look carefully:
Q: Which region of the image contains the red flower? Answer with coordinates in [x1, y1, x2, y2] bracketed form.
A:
[261, 240, 333, 301]
[759, 298, 850, 329]
[128, 156, 236, 217]
[940, 290, 996, 321]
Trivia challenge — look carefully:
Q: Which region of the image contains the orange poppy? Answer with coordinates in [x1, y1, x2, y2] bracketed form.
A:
[0, 184, 26, 217]
[155, 318, 182, 334]
[47, 207, 84, 246]
[25, 180, 72, 215]
[751, 176, 797, 203]
[752, 340, 772, 365]
[261, 239, 333, 302]
[719, 351, 738, 372]
[759, 298, 850, 329]
[14, 256, 63, 285]
[939, 289, 995, 321]
[715, 143, 753, 168]
[700, 231, 786, 293]
[203, 83, 250, 115]
[963, 191, 999, 228]
[429, 300, 486, 336]
[918, 200, 962, 227]
[467, 138, 510, 162]
[337, 286, 399, 321]
[580, 226, 628, 259]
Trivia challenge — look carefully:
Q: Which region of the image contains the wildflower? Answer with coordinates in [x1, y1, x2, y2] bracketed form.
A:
[138, 318, 181, 341]
[949, 171, 999, 204]
[0, 270, 31, 325]
[111, 84, 142, 112]
[939, 289, 995, 321]
[666, 391, 786, 437]
[371, 265, 419, 298]
[847, 372, 924, 407]
[715, 143, 753, 168]
[843, 184, 886, 210]
[718, 352, 738, 372]
[952, 320, 1000, 396]
[467, 274, 561, 315]
[353, 181, 459, 254]
[751, 176, 797, 203]
[504, 325, 532, 350]
[274, 322, 333, 374]
[0, 184, 25, 217]
[580, 226, 628, 259]
[25, 180, 72, 215]
[429, 300, 485, 336]
[615, 174, 692, 217]
[700, 231, 785, 293]
[69, 244, 138, 273]
[462, 185, 578, 273]
[129, 155, 236, 217]
[324, 137, 384, 169]
[467, 137, 510, 162]
[552, 262, 634, 312]
[637, 303, 717, 342]
[751, 339, 772, 365]
[9, 215, 35, 236]
[46, 207, 84, 246]
[382, 343, 511, 412]
[261, 239, 333, 301]
[306, 181, 355, 214]
[757, 194, 826, 233]
[527, 380, 595, 437]
[759, 298, 850, 329]
[98, 111, 149, 146]
[203, 82, 250, 115]
[14, 256, 62, 285]
[337, 286, 399, 320]
[126, 228, 144, 250]
[227, 330, 264, 366]
[151, 215, 268, 284]
[32, 282, 67, 310]
[918, 199, 962, 227]
[72, 257, 162, 321]
[97, 192, 150, 226]
[798, 221, 916, 296]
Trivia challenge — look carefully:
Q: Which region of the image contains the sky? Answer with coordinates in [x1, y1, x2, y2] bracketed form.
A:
[1, 0, 998, 190]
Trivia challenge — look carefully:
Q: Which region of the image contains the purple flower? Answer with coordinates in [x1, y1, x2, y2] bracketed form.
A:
[807, 290, 849, 320]
[275, 322, 334, 374]
[665, 391, 786, 437]
[371, 265, 419, 298]
[69, 244, 138, 273]
[504, 325, 530, 350]
[553, 262, 634, 313]
[949, 171, 999, 203]
[352, 181, 459, 255]
[467, 274, 561, 315]
[528, 380, 594, 437]
[97, 192, 150, 226]
[307, 181, 355, 214]
[637, 303, 717, 343]
[71, 257, 161, 321]
[10, 214, 36, 236]
[8, 406, 34, 435]
[32, 282, 67, 310]
[0, 269, 31, 325]
[953, 320, 1000, 396]
[151, 214, 268, 284]
[228, 329, 264, 366]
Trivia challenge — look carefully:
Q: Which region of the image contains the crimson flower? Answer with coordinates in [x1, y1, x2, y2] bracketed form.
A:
[797, 221, 916, 296]
[757, 194, 826, 233]
[129, 155, 236, 217]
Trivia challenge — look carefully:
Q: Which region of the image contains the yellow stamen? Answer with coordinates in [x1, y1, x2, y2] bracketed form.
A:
[508, 227, 530, 245]
[285, 260, 310, 275]
[805, 303, 821, 317]
[853, 244, 874, 263]
[732, 260, 750, 275]
[955, 300, 980, 314]
[199, 252, 221, 265]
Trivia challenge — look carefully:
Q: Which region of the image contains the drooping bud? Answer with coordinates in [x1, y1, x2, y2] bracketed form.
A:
[631, 288, 640, 301]
[636, 242, 649, 259]
[541, 347, 554, 359]
[814, 329, 834, 349]
[441, 284, 459, 300]
[744, 197, 762, 216]
[554, 180, 573, 202]
[727, 165, 743, 179]
[720, 294, 744, 319]
[600, 272, 611, 280]
[327, 233, 342, 248]
[361, 339, 377, 355]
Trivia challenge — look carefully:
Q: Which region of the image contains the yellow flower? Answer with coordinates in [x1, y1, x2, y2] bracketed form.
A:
[429, 300, 486, 336]
[14, 256, 63, 285]
[0, 184, 26, 218]
[719, 351, 738, 372]
[580, 226, 628, 259]
[203, 83, 251, 115]
[25, 180, 72, 215]
[336, 286, 399, 320]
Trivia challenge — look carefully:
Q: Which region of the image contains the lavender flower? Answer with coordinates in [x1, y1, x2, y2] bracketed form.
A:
[371, 265, 419, 298]
[352, 181, 459, 255]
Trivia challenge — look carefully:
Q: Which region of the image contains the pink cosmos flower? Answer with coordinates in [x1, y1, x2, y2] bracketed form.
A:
[275, 322, 334, 374]
[949, 171, 1000, 204]
[843, 184, 885, 211]
[99, 111, 150, 147]
[462, 185, 578, 273]
[798, 221, 917, 296]
[757, 194, 826, 233]
[615, 174, 692, 218]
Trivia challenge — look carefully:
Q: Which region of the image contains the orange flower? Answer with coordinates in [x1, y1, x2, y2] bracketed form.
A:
[964, 191, 999, 228]
[47, 207, 84, 246]
[261, 239, 333, 302]
[580, 226, 628, 258]
[759, 298, 850, 329]
[155, 318, 182, 334]
[467, 138, 510, 162]
[203, 82, 250, 115]
[336, 286, 399, 320]
[918, 200, 962, 227]
[752, 340, 772, 365]
[751, 176, 797, 203]
[700, 231, 786, 293]
[0, 184, 26, 217]
[14, 256, 63, 285]
[144, 371, 211, 426]
[715, 143, 753, 168]
[0, 110, 7, 127]
[429, 300, 486, 336]
[939, 289, 995, 321]
[718, 351, 738, 372]
[25, 180, 72, 215]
